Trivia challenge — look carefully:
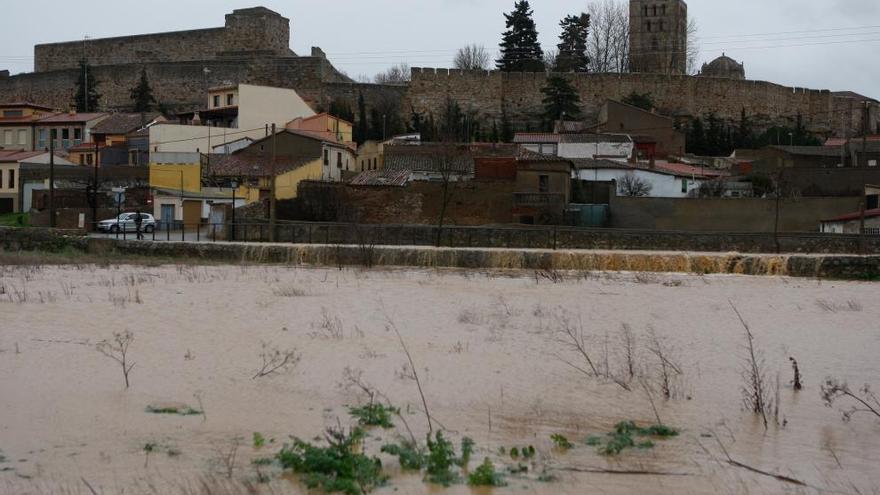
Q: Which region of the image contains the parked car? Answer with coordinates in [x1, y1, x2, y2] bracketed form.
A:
[97, 213, 157, 233]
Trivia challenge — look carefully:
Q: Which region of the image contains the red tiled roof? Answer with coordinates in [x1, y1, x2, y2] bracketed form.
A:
[37, 112, 108, 124]
[209, 153, 315, 177]
[91, 113, 160, 135]
[653, 161, 730, 178]
[822, 208, 880, 223]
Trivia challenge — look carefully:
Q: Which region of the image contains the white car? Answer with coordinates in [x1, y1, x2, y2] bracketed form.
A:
[97, 213, 157, 233]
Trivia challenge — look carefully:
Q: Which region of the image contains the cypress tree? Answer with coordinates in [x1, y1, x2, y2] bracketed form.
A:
[130, 68, 155, 113]
[687, 117, 706, 155]
[75, 60, 100, 112]
[500, 105, 514, 143]
[355, 93, 369, 144]
[496, 1, 544, 72]
[541, 76, 582, 122]
[554, 13, 590, 72]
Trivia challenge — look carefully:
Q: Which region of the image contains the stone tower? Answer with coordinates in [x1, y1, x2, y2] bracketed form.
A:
[629, 0, 688, 75]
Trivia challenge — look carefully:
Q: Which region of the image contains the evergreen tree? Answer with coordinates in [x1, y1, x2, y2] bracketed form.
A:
[368, 108, 384, 141]
[130, 68, 155, 113]
[621, 91, 654, 111]
[554, 13, 590, 72]
[490, 120, 500, 143]
[734, 107, 755, 149]
[355, 93, 369, 144]
[687, 117, 706, 155]
[541, 76, 582, 122]
[328, 98, 355, 124]
[500, 104, 514, 143]
[705, 112, 726, 155]
[439, 98, 465, 142]
[75, 60, 100, 112]
[496, 1, 544, 72]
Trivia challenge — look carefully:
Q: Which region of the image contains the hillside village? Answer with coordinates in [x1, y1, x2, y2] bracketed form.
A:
[1, 2, 879, 238]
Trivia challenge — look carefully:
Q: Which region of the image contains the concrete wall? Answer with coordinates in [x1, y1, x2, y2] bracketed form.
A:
[609, 195, 863, 232]
[237, 84, 315, 130]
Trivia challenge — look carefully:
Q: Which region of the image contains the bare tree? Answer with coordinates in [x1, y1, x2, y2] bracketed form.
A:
[433, 145, 466, 247]
[687, 19, 701, 75]
[453, 44, 491, 71]
[617, 172, 653, 197]
[374, 63, 411, 84]
[730, 301, 772, 429]
[96, 330, 135, 389]
[586, 0, 630, 73]
[543, 49, 559, 72]
[696, 177, 727, 198]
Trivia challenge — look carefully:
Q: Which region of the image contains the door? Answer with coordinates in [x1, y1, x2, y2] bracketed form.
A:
[209, 205, 225, 226]
[160, 204, 175, 230]
[0, 198, 13, 214]
[182, 200, 201, 228]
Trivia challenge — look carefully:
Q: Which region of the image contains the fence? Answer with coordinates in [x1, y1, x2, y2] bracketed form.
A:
[90, 220, 880, 254]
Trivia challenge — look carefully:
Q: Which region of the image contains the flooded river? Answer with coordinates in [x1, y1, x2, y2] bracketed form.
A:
[1, 262, 878, 494]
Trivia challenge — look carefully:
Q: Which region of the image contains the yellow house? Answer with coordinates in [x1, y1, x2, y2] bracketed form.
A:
[149, 162, 202, 193]
[209, 153, 324, 203]
[286, 113, 354, 147]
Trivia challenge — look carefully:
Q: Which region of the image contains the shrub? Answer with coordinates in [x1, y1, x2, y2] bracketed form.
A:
[591, 421, 680, 456]
[550, 434, 574, 450]
[277, 427, 387, 495]
[349, 403, 399, 429]
[468, 458, 506, 487]
[381, 440, 427, 470]
[425, 431, 458, 486]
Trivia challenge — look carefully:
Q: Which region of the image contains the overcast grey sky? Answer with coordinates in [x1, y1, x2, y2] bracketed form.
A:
[2, 0, 878, 97]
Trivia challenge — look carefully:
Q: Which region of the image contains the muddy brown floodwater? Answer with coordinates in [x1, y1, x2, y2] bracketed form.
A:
[1, 263, 878, 494]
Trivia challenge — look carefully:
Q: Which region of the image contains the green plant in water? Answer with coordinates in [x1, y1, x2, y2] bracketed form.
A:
[467, 458, 506, 487]
[459, 437, 474, 468]
[522, 445, 536, 459]
[585, 436, 603, 446]
[253, 432, 266, 448]
[145, 405, 202, 416]
[276, 426, 387, 495]
[509, 446, 520, 458]
[252, 457, 273, 466]
[425, 431, 458, 486]
[349, 403, 399, 429]
[550, 434, 574, 450]
[592, 421, 680, 456]
[381, 439, 426, 470]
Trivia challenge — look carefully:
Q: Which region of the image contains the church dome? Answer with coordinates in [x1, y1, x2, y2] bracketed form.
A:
[699, 54, 746, 80]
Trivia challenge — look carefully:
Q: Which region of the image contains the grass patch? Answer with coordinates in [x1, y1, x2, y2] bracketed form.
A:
[252, 457, 273, 466]
[468, 458, 506, 487]
[349, 403, 399, 429]
[0, 213, 28, 227]
[145, 405, 203, 416]
[590, 421, 679, 456]
[277, 427, 387, 495]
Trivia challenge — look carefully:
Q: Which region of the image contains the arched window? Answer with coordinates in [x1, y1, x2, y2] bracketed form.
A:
[646, 21, 652, 32]
[652, 5, 657, 16]
[662, 4, 667, 15]
[651, 37, 659, 52]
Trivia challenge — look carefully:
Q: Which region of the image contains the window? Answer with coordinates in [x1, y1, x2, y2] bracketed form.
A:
[538, 175, 549, 193]
[643, 5, 648, 16]
[681, 179, 688, 193]
[8, 169, 14, 190]
[652, 5, 657, 16]
[86, 153, 93, 166]
[79, 154, 85, 165]
[662, 4, 666, 15]
[129, 150, 138, 165]
[73, 128, 82, 145]
[3, 130, 11, 145]
[213, 95, 220, 108]
[336, 152, 342, 169]
[646, 21, 652, 32]
[373, 158, 377, 170]
[226, 94, 234, 106]
[61, 128, 70, 148]
[323, 149, 329, 166]
[3, 110, 23, 118]
[18, 129, 26, 145]
[37, 129, 46, 150]
[869, 159, 878, 167]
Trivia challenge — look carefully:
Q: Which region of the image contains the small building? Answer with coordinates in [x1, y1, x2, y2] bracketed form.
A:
[356, 140, 384, 173]
[384, 144, 475, 182]
[820, 209, 880, 235]
[513, 150, 572, 225]
[0, 102, 57, 151]
[33, 112, 109, 152]
[0, 150, 74, 213]
[572, 158, 728, 198]
[587, 100, 686, 159]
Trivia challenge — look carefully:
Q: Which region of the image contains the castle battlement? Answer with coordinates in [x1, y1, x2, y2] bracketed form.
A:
[34, 7, 291, 73]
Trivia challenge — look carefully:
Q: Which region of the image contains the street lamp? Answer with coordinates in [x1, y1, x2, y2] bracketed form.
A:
[230, 179, 238, 241]
[788, 132, 794, 146]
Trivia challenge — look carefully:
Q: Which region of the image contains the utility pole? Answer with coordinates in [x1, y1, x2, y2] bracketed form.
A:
[269, 123, 277, 242]
[49, 130, 55, 228]
[92, 141, 99, 230]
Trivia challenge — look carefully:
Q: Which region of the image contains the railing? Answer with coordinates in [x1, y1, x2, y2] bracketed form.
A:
[86, 220, 880, 254]
[513, 192, 566, 206]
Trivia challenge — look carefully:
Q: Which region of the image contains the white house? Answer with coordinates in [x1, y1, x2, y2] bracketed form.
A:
[514, 133, 634, 161]
[820, 209, 880, 234]
[572, 159, 728, 198]
[149, 84, 315, 155]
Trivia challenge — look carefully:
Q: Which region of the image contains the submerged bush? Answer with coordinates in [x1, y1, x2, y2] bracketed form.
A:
[276, 427, 387, 495]
[349, 403, 399, 429]
[468, 458, 506, 487]
[381, 439, 426, 470]
[591, 421, 680, 456]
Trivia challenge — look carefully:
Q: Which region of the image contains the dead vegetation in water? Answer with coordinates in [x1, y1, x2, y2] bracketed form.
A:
[730, 301, 775, 429]
[815, 299, 862, 313]
[308, 307, 345, 340]
[108, 288, 143, 307]
[271, 285, 308, 297]
[96, 330, 136, 389]
[252, 342, 301, 379]
[821, 378, 880, 422]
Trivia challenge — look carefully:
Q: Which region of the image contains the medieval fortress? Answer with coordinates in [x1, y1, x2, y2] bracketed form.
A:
[1, 3, 876, 137]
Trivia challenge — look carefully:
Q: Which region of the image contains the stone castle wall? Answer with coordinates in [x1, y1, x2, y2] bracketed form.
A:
[34, 7, 291, 73]
[405, 68, 876, 135]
